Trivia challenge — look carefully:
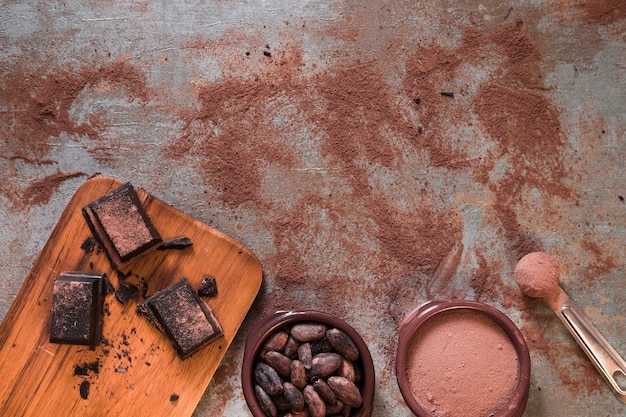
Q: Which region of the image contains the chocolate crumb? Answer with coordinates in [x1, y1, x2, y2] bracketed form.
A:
[73, 360, 100, 377]
[81, 236, 95, 252]
[198, 276, 218, 298]
[158, 236, 193, 250]
[115, 282, 139, 305]
[79, 380, 90, 400]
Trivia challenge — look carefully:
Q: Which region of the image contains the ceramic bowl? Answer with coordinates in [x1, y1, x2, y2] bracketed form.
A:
[242, 310, 375, 417]
[396, 300, 531, 417]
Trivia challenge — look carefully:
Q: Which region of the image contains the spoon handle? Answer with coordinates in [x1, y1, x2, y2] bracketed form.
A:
[558, 297, 626, 403]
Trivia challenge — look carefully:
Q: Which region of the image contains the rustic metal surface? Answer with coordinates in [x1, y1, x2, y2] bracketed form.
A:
[1, 1, 625, 416]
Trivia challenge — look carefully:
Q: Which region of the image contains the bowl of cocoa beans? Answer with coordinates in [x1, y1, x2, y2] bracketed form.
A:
[242, 310, 375, 417]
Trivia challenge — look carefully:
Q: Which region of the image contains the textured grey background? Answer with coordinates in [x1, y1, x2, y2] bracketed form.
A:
[1, 1, 625, 416]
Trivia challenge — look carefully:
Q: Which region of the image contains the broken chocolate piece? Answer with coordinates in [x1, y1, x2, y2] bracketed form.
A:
[82, 182, 162, 267]
[50, 272, 105, 346]
[115, 282, 138, 305]
[79, 380, 90, 400]
[80, 236, 95, 252]
[157, 236, 193, 250]
[138, 278, 223, 359]
[198, 276, 218, 298]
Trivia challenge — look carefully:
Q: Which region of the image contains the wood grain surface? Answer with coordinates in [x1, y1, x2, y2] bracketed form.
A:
[0, 176, 263, 417]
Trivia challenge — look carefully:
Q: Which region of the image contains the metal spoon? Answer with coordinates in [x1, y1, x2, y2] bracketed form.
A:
[515, 251, 626, 403]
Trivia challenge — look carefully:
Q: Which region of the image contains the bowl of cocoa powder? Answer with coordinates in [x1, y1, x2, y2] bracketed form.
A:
[242, 310, 375, 417]
[396, 300, 530, 417]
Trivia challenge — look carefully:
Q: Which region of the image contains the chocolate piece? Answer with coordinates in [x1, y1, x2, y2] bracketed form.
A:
[74, 360, 100, 377]
[79, 380, 90, 400]
[197, 276, 218, 298]
[82, 182, 162, 267]
[115, 282, 138, 305]
[157, 236, 193, 250]
[80, 236, 95, 252]
[139, 279, 223, 359]
[50, 272, 105, 346]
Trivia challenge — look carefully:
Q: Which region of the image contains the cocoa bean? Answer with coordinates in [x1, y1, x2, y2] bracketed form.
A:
[254, 385, 277, 417]
[272, 393, 290, 411]
[290, 360, 308, 390]
[291, 323, 327, 342]
[311, 376, 337, 405]
[298, 342, 313, 369]
[283, 335, 300, 358]
[325, 400, 344, 415]
[265, 351, 293, 379]
[310, 352, 343, 378]
[261, 330, 289, 358]
[283, 381, 305, 412]
[255, 362, 283, 396]
[326, 328, 359, 361]
[337, 358, 355, 382]
[310, 339, 333, 356]
[303, 385, 326, 417]
[327, 376, 362, 408]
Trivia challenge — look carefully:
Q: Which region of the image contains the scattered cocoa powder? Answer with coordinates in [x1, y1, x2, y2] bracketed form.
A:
[0, 60, 150, 162]
[577, 0, 626, 26]
[20, 171, 87, 208]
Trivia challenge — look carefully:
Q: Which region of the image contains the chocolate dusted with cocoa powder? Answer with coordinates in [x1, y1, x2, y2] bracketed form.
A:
[82, 182, 162, 268]
[138, 278, 223, 359]
[50, 272, 106, 346]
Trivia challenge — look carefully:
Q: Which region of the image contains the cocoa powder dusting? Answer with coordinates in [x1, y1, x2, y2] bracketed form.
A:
[20, 171, 87, 208]
[577, 0, 626, 26]
[162, 22, 572, 322]
[1, 60, 150, 162]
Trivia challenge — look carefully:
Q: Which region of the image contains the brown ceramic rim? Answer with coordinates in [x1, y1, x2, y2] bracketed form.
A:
[242, 310, 376, 417]
[396, 300, 531, 417]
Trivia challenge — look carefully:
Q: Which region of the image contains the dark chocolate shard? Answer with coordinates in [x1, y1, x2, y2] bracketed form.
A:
[50, 272, 105, 346]
[82, 182, 162, 267]
[115, 282, 139, 305]
[197, 276, 218, 298]
[74, 360, 100, 377]
[79, 380, 90, 400]
[157, 236, 193, 250]
[81, 236, 95, 252]
[138, 278, 223, 359]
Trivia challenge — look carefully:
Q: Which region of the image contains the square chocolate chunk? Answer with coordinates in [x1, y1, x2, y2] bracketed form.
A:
[83, 182, 162, 267]
[139, 279, 223, 359]
[50, 272, 105, 346]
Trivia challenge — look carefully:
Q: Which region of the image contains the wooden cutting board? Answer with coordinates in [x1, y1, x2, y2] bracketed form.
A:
[0, 176, 263, 417]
